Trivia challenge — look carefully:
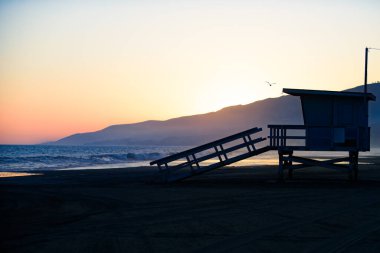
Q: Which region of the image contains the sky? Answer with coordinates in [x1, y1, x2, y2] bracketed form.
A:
[0, 0, 379, 144]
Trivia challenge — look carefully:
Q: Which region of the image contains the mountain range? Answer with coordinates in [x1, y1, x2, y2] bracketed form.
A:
[49, 83, 380, 147]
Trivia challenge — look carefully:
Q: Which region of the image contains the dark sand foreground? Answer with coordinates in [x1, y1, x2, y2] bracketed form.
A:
[1, 158, 380, 253]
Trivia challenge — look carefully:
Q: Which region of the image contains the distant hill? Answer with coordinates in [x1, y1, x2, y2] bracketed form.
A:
[49, 83, 380, 147]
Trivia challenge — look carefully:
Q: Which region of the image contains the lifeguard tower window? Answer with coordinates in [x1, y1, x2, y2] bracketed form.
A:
[336, 100, 354, 125]
[302, 96, 333, 126]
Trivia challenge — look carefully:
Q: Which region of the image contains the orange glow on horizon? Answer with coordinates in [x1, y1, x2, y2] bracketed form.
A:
[0, 1, 379, 144]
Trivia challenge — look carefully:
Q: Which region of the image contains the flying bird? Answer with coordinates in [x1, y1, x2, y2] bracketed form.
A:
[265, 81, 276, 86]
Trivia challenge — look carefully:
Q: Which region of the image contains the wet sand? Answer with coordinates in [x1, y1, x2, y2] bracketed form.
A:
[1, 158, 380, 253]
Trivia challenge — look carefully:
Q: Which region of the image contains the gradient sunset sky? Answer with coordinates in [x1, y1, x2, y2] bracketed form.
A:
[1, 0, 379, 144]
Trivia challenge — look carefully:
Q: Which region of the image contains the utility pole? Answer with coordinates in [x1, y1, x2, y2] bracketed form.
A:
[364, 47, 368, 93]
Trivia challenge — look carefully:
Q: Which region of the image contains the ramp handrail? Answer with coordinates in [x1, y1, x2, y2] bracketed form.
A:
[150, 127, 263, 166]
[150, 127, 269, 181]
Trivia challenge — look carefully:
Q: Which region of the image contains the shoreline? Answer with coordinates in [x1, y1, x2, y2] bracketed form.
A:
[2, 147, 380, 173]
[1, 154, 379, 175]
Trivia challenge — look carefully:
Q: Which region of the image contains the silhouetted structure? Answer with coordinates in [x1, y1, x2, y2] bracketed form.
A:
[269, 88, 376, 181]
[151, 88, 376, 182]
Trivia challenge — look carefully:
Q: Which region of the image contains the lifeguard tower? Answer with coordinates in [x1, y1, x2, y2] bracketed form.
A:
[269, 88, 376, 181]
[150, 88, 376, 182]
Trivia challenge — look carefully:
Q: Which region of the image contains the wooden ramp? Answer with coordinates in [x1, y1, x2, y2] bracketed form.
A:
[150, 127, 270, 182]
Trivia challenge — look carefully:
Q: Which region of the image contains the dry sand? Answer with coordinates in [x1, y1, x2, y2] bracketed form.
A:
[1, 157, 380, 253]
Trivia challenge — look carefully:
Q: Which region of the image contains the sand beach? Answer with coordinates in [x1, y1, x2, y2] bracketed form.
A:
[1, 157, 380, 253]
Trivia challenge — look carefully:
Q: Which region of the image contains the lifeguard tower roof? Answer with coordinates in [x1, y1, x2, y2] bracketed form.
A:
[283, 88, 376, 101]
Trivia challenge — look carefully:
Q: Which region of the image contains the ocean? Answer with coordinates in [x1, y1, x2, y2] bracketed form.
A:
[1, 145, 379, 172]
[0, 145, 188, 171]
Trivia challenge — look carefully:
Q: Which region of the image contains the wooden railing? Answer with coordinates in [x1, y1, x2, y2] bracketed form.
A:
[268, 125, 306, 147]
[150, 127, 268, 182]
[268, 125, 370, 151]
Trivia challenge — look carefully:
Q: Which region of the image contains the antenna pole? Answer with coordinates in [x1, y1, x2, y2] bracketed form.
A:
[364, 47, 368, 93]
